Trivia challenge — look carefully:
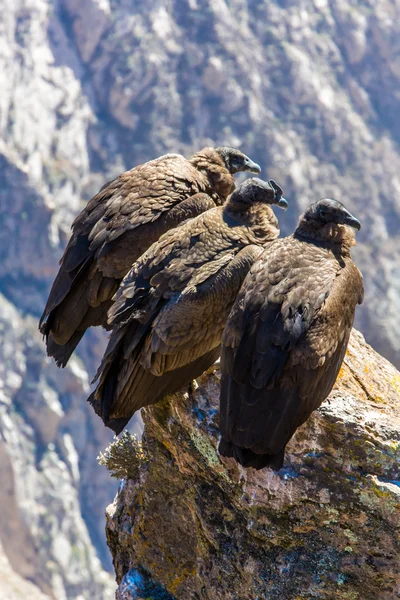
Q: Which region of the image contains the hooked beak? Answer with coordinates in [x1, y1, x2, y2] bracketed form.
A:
[268, 179, 287, 210]
[342, 210, 361, 231]
[243, 156, 261, 174]
[277, 196, 288, 211]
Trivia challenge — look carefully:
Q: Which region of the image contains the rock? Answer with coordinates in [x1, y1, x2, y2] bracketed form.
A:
[0, 1, 123, 595]
[0, 538, 51, 600]
[0, 294, 116, 599]
[2, 0, 400, 597]
[106, 330, 400, 600]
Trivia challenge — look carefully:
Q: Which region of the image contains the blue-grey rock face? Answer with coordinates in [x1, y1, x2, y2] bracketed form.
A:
[116, 569, 176, 600]
[0, 0, 400, 597]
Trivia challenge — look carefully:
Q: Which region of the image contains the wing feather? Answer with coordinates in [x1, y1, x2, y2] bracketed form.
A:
[220, 236, 364, 461]
[92, 237, 263, 429]
[39, 155, 219, 365]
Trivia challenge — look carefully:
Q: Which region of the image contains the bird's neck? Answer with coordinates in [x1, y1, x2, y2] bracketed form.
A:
[224, 201, 279, 239]
[294, 221, 356, 255]
[190, 149, 234, 203]
[190, 148, 224, 170]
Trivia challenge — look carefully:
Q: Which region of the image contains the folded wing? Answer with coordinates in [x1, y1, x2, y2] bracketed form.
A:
[90, 207, 263, 433]
[220, 237, 363, 468]
[39, 153, 218, 366]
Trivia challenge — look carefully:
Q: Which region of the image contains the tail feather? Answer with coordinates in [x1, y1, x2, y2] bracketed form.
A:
[39, 270, 76, 333]
[114, 346, 221, 418]
[46, 331, 85, 368]
[39, 249, 92, 333]
[90, 346, 221, 433]
[40, 259, 115, 365]
[89, 337, 125, 423]
[61, 234, 91, 272]
[50, 275, 94, 344]
[218, 438, 285, 471]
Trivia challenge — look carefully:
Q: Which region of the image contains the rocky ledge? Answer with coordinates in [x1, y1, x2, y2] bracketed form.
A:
[105, 330, 400, 599]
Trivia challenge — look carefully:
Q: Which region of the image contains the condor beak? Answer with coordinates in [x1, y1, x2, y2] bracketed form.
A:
[277, 196, 288, 210]
[244, 157, 261, 174]
[343, 210, 361, 230]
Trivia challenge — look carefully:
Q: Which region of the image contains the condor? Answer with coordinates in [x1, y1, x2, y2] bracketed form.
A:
[219, 198, 363, 470]
[89, 178, 287, 434]
[39, 147, 260, 367]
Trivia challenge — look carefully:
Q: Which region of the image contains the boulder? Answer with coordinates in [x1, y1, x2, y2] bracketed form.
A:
[106, 330, 400, 599]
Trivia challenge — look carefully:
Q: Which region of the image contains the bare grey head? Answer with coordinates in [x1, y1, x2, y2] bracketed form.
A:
[229, 177, 288, 209]
[215, 147, 261, 175]
[302, 198, 361, 230]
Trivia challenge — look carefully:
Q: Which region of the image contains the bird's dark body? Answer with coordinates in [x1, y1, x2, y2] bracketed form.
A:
[39, 148, 258, 367]
[219, 200, 363, 470]
[89, 178, 286, 433]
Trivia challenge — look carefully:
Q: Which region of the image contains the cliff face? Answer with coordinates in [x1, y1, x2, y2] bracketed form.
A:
[0, 294, 117, 598]
[1, 0, 400, 597]
[0, 537, 51, 600]
[55, 0, 400, 366]
[2, 0, 400, 365]
[106, 330, 400, 600]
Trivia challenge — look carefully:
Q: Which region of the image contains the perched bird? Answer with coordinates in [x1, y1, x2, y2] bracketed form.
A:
[219, 198, 363, 470]
[39, 146, 261, 367]
[89, 178, 288, 434]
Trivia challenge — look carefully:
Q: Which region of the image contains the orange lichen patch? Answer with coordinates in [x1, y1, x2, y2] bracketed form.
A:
[163, 565, 197, 595]
[160, 438, 176, 455]
[389, 374, 400, 395]
[293, 525, 317, 534]
[372, 395, 385, 404]
[336, 366, 347, 381]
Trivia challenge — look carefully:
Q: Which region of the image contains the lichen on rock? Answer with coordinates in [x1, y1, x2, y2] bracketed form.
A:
[106, 330, 400, 599]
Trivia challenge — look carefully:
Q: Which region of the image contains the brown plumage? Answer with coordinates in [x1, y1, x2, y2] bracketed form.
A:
[39, 146, 261, 367]
[88, 178, 288, 434]
[219, 198, 364, 470]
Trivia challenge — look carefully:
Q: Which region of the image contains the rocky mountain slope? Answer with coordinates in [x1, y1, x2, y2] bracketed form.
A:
[107, 330, 400, 599]
[1, 0, 400, 597]
[0, 537, 51, 600]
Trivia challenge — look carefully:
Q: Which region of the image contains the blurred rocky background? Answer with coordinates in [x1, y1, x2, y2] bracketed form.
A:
[0, 0, 399, 597]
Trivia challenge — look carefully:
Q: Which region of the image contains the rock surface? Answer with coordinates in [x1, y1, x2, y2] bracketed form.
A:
[0, 538, 51, 600]
[106, 330, 400, 600]
[1, 0, 400, 597]
[0, 293, 116, 599]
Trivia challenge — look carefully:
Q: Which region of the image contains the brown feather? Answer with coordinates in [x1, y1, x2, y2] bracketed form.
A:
[219, 205, 364, 470]
[39, 148, 242, 366]
[90, 179, 283, 431]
